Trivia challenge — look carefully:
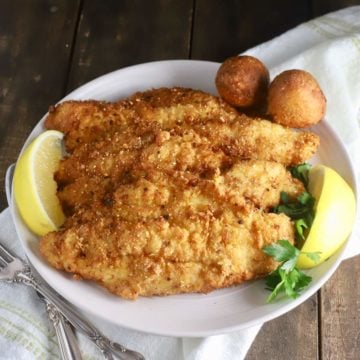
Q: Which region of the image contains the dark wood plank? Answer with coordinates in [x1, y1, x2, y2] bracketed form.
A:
[0, 0, 81, 211]
[246, 295, 318, 360]
[2, 2, 358, 359]
[321, 257, 360, 359]
[313, 0, 360, 16]
[309, 1, 360, 359]
[191, 0, 311, 61]
[67, 0, 193, 91]
[191, 1, 318, 359]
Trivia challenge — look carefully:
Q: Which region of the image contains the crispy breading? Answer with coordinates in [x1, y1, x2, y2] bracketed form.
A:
[41, 209, 294, 299]
[41, 161, 303, 299]
[46, 88, 239, 152]
[40, 87, 317, 299]
[55, 120, 313, 214]
[47, 88, 319, 165]
[58, 160, 304, 218]
[55, 120, 318, 190]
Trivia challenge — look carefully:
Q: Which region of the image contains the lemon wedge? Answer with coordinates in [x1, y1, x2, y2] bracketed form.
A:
[297, 165, 356, 268]
[13, 130, 65, 236]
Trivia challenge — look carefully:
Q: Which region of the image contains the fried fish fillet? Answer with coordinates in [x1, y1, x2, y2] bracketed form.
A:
[41, 162, 300, 299]
[55, 122, 315, 214]
[46, 88, 319, 165]
[45, 88, 238, 151]
[58, 159, 304, 218]
[41, 211, 293, 299]
[50, 89, 318, 213]
[40, 87, 317, 299]
[55, 116, 318, 184]
[53, 161, 305, 242]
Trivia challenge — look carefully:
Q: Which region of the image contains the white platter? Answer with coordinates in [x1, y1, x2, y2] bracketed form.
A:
[10, 60, 358, 337]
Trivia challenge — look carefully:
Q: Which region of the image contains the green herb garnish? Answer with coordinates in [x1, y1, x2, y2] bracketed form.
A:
[264, 163, 320, 302]
[273, 191, 315, 220]
[273, 191, 315, 246]
[289, 163, 311, 187]
[263, 240, 320, 302]
[294, 219, 308, 240]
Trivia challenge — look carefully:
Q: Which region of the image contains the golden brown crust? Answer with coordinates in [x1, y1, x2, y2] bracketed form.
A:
[40, 87, 318, 299]
[215, 55, 270, 107]
[46, 88, 239, 151]
[53, 116, 318, 214]
[57, 160, 304, 220]
[40, 209, 295, 299]
[50, 88, 319, 185]
[267, 69, 326, 128]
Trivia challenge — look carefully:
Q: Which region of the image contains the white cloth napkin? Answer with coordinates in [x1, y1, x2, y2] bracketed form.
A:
[1, 6, 360, 360]
[244, 5, 360, 259]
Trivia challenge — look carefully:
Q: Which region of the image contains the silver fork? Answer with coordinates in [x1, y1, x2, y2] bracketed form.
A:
[0, 244, 145, 360]
[36, 278, 83, 360]
[3, 165, 145, 360]
[6, 164, 83, 360]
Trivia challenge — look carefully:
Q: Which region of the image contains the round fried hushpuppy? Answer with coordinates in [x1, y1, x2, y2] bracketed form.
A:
[267, 69, 326, 128]
[215, 55, 270, 107]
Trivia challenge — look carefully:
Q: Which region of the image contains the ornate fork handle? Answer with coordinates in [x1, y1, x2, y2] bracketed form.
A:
[45, 300, 83, 360]
[14, 269, 144, 360]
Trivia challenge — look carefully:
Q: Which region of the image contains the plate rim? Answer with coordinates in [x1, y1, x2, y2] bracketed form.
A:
[10, 59, 359, 337]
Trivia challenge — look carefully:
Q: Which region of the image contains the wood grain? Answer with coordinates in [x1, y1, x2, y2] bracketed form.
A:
[1, 1, 359, 359]
[191, 0, 311, 61]
[67, 0, 193, 91]
[0, 0, 81, 211]
[313, 0, 360, 16]
[191, 2, 319, 359]
[321, 257, 360, 360]
[246, 295, 318, 360]
[309, 1, 359, 359]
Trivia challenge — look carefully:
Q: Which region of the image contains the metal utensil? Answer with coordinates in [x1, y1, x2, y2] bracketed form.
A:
[38, 291, 84, 360]
[0, 242, 144, 360]
[4, 164, 145, 360]
[6, 163, 83, 360]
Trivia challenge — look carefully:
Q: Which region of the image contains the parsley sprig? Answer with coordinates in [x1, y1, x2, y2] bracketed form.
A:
[273, 191, 315, 246]
[263, 240, 320, 302]
[272, 161, 315, 247]
[289, 163, 312, 186]
[262, 163, 320, 302]
[273, 191, 315, 220]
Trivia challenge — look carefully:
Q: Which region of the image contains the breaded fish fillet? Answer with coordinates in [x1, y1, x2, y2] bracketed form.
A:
[45, 88, 238, 151]
[41, 203, 295, 299]
[58, 159, 304, 217]
[41, 161, 303, 299]
[55, 122, 313, 214]
[46, 88, 319, 166]
[55, 117, 318, 186]
[40, 87, 317, 299]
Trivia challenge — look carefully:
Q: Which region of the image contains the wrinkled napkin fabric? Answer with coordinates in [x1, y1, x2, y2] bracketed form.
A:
[1, 6, 360, 360]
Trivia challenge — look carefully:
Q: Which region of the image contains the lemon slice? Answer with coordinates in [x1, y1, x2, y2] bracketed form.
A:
[297, 165, 356, 268]
[13, 130, 65, 236]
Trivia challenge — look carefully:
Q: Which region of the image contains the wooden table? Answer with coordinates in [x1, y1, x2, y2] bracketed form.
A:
[1, 1, 359, 359]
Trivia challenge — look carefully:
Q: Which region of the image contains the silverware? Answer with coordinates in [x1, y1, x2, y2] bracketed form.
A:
[0, 243, 145, 360]
[6, 163, 83, 360]
[38, 292, 84, 360]
[4, 164, 145, 360]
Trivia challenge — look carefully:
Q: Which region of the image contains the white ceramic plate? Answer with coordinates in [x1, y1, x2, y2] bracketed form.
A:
[10, 60, 358, 337]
